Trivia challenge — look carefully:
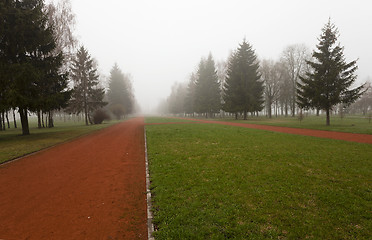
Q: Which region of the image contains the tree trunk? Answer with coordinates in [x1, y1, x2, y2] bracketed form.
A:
[42, 111, 45, 128]
[48, 111, 54, 128]
[37, 110, 42, 128]
[6, 111, 10, 128]
[285, 101, 288, 117]
[268, 103, 272, 119]
[326, 108, 330, 126]
[19, 108, 30, 135]
[0, 112, 3, 131]
[2, 112, 5, 130]
[46, 113, 49, 128]
[13, 109, 17, 128]
[85, 109, 89, 125]
[291, 97, 296, 117]
[235, 112, 238, 120]
[316, 108, 320, 116]
[243, 110, 247, 120]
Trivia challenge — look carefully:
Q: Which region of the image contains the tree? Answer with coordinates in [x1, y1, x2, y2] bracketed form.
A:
[68, 46, 106, 125]
[194, 54, 221, 117]
[168, 82, 187, 115]
[280, 44, 310, 117]
[351, 79, 372, 115]
[298, 20, 365, 125]
[223, 40, 264, 119]
[0, 0, 70, 135]
[184, 73, 197, 115]
[107, 64, 134, 119]
[261, 59, 282, 118]
[45, 0, 77, 70]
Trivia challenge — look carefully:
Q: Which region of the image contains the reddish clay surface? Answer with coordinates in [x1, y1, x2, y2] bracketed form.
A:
[0, 118, 147, 240]
[180, 118, 372, 144]
[216, 120, 371, 144]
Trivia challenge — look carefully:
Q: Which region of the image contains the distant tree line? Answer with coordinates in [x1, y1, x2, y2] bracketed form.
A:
[0, 0, 136, 134]
[161, 20, 368, 125]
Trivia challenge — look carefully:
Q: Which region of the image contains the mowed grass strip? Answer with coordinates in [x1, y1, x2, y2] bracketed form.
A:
[146, 122, 372, 239]
[145, 116, 196, 124]
[0, 119, 119, 164]
[217, 115, 372, 135]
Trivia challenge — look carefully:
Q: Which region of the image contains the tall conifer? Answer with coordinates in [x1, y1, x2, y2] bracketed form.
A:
[68, 46, 106, 125]
[223, 40, 264, 119]
[298, 20, 365, 125]
[0, 0, 70, 134]
[194, 54, 221, 117]
[107, 64, 133, 119]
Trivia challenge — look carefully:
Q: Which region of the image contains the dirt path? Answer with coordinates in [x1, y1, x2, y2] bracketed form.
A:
[180, 118, 372, 144]
[0, 118, 147, 240]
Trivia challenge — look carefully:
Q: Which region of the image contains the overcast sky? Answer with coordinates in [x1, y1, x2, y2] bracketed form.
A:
[57, 0, 372, 113]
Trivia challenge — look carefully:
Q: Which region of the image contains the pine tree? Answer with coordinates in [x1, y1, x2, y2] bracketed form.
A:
[194, 54, 221, 118]
[0, 0, 71, 134]
[184, 73, 197, 115]
[68, 46, 106, 125]
[223, 40, 264, 119]
[107, 63, 134, 119]
[298, 20, 365, 125]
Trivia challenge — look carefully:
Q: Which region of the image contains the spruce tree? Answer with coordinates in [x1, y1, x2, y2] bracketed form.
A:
[184, 73, 197, 116]
[0, 0, 70, 134]
[68, 46, 106, 125]
[298, 20, 365, 125]
[107, 64, 133, 119]
[194, 54, 221, 118]
[223, 40, 264, 119]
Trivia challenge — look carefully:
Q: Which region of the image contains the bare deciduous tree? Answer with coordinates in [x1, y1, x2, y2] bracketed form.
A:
[261, 59, 282, 118]
[45, 0, 77, 69]
[280, 44, 310, 117]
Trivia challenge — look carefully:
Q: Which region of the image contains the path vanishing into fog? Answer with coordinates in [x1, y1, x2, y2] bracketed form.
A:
[178, 118, 372, 144]
[0, 118, 147, 240]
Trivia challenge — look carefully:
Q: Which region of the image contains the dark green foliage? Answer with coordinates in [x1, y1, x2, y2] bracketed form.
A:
[223, 40, 264, 119]
[67, 46, 106, 125]
[194, 54, 221, 117]
[0, 0, 71, 135]
[107, 64, 134, 119]
[298, 20, 365, 125]
[184, 73, 197, 115]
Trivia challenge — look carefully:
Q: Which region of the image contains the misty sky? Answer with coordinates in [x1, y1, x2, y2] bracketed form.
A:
[54, 0, 372, 112]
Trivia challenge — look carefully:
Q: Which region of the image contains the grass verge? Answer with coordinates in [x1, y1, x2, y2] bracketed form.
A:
[0, 119, 120, 164]
[146, 121, 371, 239]
[145, 116, 196, 124]
[208, 115, 372, 135]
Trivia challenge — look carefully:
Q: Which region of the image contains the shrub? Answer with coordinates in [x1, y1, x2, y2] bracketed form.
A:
[93, 108, 110, 124]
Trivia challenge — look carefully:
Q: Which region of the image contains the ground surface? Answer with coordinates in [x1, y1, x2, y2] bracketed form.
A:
[1, 116, 370, 240]
[0, 118, 147, 240]
[179, 118, 372, 144]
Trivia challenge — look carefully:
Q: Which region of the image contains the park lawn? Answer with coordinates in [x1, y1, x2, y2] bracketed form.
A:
[0, 119, 120, 164]
[145, 116, 196, 124]
[214, 115, 372, 135]
[146, 121, 372, 239]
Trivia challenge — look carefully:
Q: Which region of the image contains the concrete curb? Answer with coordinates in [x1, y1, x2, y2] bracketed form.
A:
[144, 128, 155, 240]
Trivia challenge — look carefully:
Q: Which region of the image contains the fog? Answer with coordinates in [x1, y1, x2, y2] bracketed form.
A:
[62, 0, 371, 113]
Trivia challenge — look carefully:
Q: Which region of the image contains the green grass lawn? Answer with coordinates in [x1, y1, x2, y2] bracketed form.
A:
[0, 119, 120, 164]
[146, 119, 372, 239]
[145, 116, 196, 124]
[212, 115, 372, 135]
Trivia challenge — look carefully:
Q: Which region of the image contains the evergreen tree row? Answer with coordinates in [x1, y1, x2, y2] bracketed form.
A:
[0, 0, 71, 135]
[163, 20, 366, 125]
[164, 40, 264, 119]
[0, 0, 136, 134]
